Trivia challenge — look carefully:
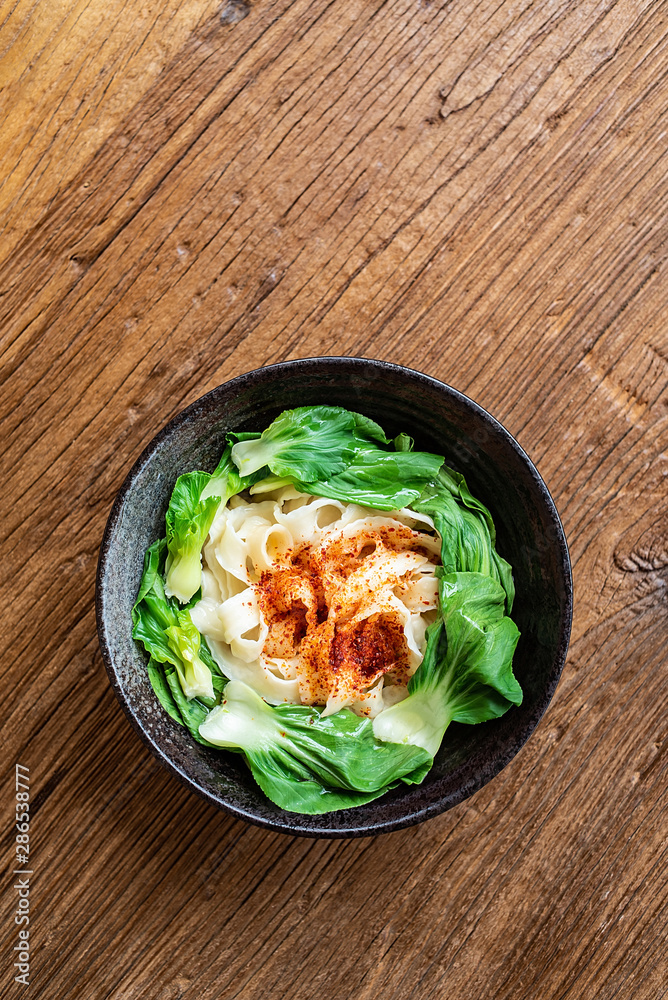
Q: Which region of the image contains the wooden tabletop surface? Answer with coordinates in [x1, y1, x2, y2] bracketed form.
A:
[2, 0, 667, 997]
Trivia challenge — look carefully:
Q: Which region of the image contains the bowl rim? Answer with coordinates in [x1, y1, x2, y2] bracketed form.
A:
[96, 356, 573, 837]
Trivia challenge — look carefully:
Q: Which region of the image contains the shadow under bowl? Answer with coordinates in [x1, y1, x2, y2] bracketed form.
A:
[96, 357, 573, 838]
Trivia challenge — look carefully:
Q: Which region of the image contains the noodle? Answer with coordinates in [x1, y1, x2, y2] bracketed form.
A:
[190, 485, 441, 718]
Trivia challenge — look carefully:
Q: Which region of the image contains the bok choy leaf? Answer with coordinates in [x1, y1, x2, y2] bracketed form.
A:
[295, 444, 444, 510]
[164, 471, 221, 604]
[132, 539, 221, 718]
[199, 680, 432, 814]
[201, 443, 266, 502]
[230, 406, 359, 479]
[372, 572, 521, 756]
[229, 405, 419, 482]
[165, 448, 267, 603]
[228, 404, 445, 509]
[412, 468, 515, 612]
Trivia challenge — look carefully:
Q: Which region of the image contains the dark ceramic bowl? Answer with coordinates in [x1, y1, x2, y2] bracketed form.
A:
[96, 357, 572, 837]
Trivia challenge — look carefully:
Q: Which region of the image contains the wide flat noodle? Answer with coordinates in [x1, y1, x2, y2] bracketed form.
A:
[192, 486, 440, 716]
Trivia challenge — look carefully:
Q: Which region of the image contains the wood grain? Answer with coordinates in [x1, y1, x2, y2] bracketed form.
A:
[1, 0, 666, 997]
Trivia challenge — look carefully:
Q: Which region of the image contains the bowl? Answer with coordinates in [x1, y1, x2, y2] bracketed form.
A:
[96, 357, 572, 837]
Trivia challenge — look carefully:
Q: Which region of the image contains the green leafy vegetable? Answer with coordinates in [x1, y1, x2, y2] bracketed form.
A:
[230, 406, 359, 479]
[296, 444, 444, 510]
[393, 432, 413, 452]
[144, 656, 227, 747]
[146, 657, 182, 725]
[372, 572, 521, 756]
[228, 404, 444, 509]
[350, 412, 391, 445]
[165, 449, 268, 603]
[199, 680, 432, 814]
[201, 443, 268, 502]
[165, 610, 214, 701]
[132, 539, 218, 709]
[228, 405, 413, 482]
[412, 468, 515, 612]
[164, 472, 221, 604]
[161, 661, 224, 745]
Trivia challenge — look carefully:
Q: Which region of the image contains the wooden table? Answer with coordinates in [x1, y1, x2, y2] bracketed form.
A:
[2, 1, 667, 997]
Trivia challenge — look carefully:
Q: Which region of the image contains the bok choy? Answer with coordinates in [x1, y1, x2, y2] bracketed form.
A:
[372, 573, 521, 755]
[164, 447, 267, 603]
[200, 681, 432, 813]
[132, 538, 223, 740]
